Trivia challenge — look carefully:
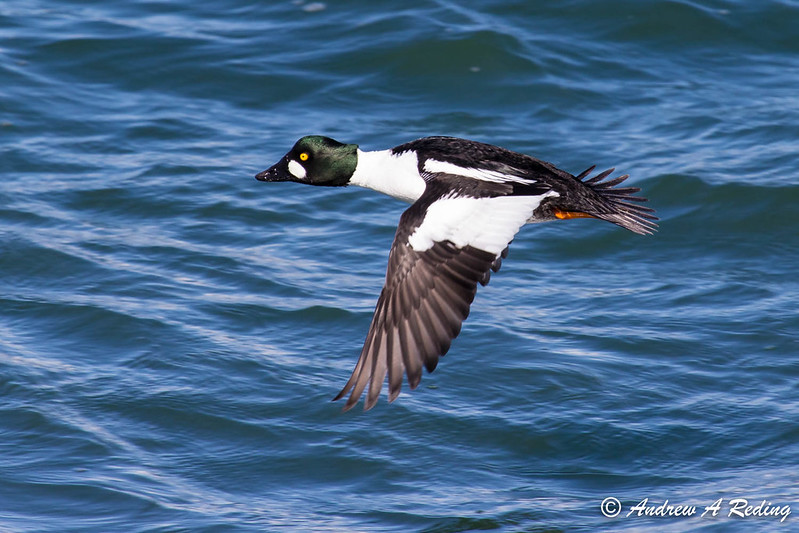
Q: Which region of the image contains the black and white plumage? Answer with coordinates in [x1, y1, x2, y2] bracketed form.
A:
[256, 135, 657, 411]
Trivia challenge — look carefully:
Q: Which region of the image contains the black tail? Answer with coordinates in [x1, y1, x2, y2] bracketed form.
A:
[576, 166, 659, 235]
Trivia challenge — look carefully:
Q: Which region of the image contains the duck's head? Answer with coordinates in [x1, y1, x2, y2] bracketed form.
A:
[256, 135, 358, 187]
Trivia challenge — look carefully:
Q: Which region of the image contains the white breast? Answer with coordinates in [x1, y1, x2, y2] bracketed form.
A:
[349, 149, 426, 203]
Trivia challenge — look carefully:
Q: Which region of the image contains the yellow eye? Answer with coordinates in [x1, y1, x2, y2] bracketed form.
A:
[299, 152, 309, 161]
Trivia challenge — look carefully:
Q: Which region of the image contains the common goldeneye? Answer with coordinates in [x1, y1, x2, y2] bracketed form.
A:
[256, 135, 657, 411]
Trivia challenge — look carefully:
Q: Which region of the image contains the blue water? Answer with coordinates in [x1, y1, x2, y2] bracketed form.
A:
[2, 1, 799, 531]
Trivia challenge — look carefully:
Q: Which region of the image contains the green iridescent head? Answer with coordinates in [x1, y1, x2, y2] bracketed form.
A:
[256, 136, 358, 187]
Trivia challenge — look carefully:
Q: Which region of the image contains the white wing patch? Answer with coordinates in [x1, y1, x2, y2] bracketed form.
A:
[424, 159, 529, 184]
[407, 192, 559, 254]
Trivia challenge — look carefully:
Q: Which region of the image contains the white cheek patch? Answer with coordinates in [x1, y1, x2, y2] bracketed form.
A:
[407, 192, 559, 254]
[288, 159, 307, 180]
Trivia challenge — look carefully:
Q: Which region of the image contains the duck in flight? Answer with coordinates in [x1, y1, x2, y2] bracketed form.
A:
[256, 135, 657, 411]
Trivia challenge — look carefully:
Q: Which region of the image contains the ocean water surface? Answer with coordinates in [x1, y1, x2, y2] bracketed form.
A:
[2, 1, 799, 531]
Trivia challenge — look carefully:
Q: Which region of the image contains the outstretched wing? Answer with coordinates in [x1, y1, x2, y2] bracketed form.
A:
[332, 239, 495, 411]
[334, 180, 555, 411]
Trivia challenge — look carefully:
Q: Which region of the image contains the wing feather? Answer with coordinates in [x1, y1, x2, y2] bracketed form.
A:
[336, 239, 498, 410]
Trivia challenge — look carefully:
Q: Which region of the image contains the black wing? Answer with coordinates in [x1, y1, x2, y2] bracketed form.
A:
[332, 174, 544, 411]
[332, 235, 496, 411]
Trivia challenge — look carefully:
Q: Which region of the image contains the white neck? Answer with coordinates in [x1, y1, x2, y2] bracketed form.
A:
[349, 149, 426, 203]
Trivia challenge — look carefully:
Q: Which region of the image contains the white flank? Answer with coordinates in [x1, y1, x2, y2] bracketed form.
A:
[350, 149, 426, 203]
[407, 192, 559, 254]
[424, 159, 529, 184]
[288, 159, 306, 180]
